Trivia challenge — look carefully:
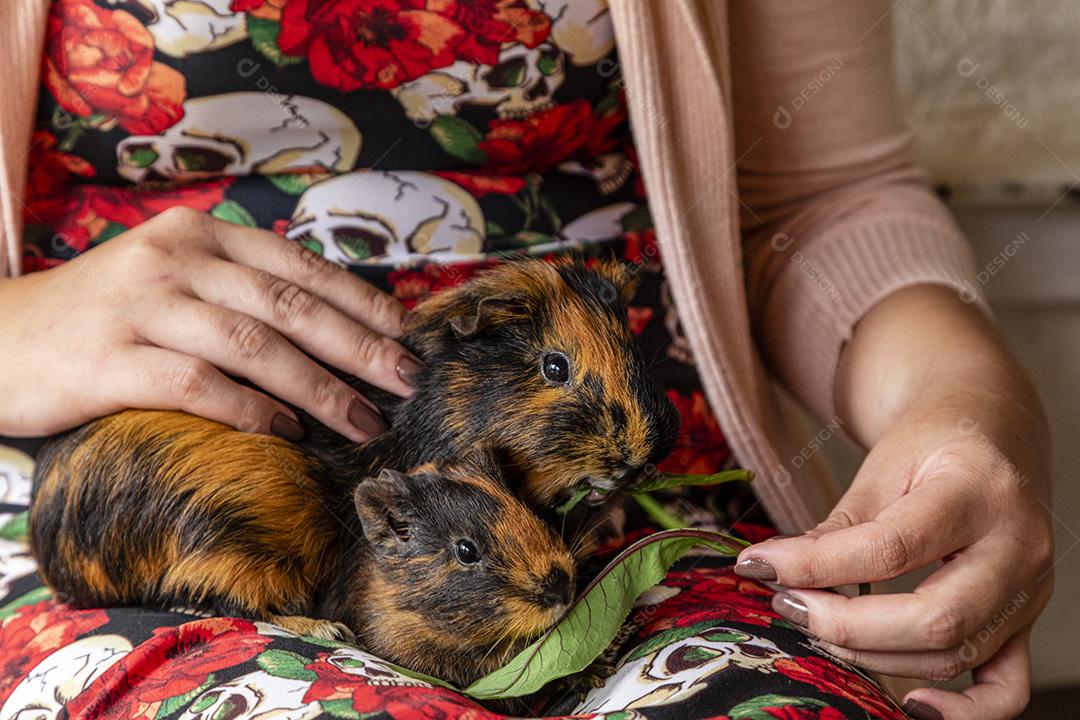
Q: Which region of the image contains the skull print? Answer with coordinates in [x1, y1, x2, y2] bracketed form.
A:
[286, 171, 486, 265]
[393, 43, 566, 122]
[116, 94, 362, 183]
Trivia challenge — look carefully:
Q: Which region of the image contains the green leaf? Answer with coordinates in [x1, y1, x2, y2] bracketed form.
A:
[630, 492, 687, 530]
[156, 674, 217, 719]
[247, 16, 304, 67]
[257, 649, 318, 681]
[268, 173, 318, 195]
[211, 200, 257, 228]
[461, 529, 747, 699]
[554, 488, 589, 515]
[0, 586, 53, 620]
[430, 116, 486, 164]
[0, 512, 28, 541]
[727, 694, 829, 720]
[484, 220, 506, 237]
[320, 699, 361, 719]
[632, 469, 754, 494]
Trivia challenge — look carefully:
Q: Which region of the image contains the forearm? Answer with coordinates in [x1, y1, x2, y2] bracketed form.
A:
[834, 285, 1049, 475]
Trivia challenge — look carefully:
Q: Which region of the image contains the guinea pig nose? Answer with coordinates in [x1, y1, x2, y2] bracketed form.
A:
[537, 566, 574, 608]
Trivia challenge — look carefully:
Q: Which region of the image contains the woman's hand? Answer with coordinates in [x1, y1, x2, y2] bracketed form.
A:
[735, 286, 1054, 720]
[0, 207, 420, 442]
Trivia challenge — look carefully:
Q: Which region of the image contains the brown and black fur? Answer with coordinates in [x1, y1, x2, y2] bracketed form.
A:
[29, 258, 676, 681]
[305, 257, 680, 506]
[31, 435, 576, 687]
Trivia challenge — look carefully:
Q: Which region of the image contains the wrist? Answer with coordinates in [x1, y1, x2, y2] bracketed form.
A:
[836, 284, 1045, 448]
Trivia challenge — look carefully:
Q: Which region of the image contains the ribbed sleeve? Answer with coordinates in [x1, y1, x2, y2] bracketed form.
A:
[760, 209, 988, 427]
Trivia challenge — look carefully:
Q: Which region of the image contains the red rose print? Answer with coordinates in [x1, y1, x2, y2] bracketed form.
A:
[43, 0, 186, 135]
[304, 653, 500, 720]
[33, 180, 233, 256]
[775, 656, 907, 720]
[24, 130, 95, 222]
[0, 600, 110, 706]
[732, 521, 780, 545]
[231, 0, 287, 20]
[387, 260, 493, 307]
[642, 567, 779, 631]
[627, 306, 654, 334]
[66, 617, 271, 720]
[658, 389, 731, 475]
[765, 706, 847, 720]
[279, 0, 466, 91]
[623, 228, 660, 266]
[435, 170, 527, 197]
[479, 100, 599, 175]
[427, 0, 551, 65]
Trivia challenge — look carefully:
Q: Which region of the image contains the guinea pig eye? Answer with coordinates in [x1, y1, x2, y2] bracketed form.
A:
[454, 538, 481, 565]
[540, 351, 571, 385]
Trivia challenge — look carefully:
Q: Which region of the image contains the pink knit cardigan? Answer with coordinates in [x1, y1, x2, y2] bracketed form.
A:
[0, 0, 984, 533]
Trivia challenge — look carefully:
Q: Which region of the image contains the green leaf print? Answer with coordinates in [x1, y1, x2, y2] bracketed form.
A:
[460, 529, 747, 699]
[0, 512, 27, 541]
[320, 699, 362, 719]
[247, 16, 304, 68]
[95, 222, 128, 244]
[625, 620, 747, 663]
[430, 116, 487, 164]
[257, 649, 318, 681]
[727, 694, 830, 720]
[156, 674, 217, 719]
[268, 173, 320, 195]
[211, 200, 258, 228]
[0, 587, 53, 620]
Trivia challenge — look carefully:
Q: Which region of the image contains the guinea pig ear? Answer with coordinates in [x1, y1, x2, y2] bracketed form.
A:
[353, 469, 412, 550]
[448, 294, 523, 339]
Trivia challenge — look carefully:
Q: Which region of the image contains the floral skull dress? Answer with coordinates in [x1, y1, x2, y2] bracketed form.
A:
[0, 1, 908, 718]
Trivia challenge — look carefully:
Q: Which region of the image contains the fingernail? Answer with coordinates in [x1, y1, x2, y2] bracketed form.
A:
[901, 699, 944, 720]
[772, 592, 809, 628]
[735, 557, 777, 581]
[396, 355, 423, 388]
[271, 413, 304, 442]
[400, 307, 417, 331]
[347, 397, 389, 439]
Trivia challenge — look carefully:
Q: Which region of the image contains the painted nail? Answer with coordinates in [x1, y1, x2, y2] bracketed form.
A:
[270, 413, 304, 442]
[901, 699, 944, 720]
[347, 397, 389, 439]
[772, 592, 809, 628]
[396, 355, 423, 388]
[735, 557, 777, 581]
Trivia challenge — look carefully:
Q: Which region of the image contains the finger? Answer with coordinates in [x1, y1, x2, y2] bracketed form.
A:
[206, 219, 408, 338]
[188, 257, 419, 396]
[736, 479, 986, 587]
[134, 297, 387, 443]
[114, 344, 303, 439]
[902, 625, 1033, 720]
[770, 542, 1031, 652]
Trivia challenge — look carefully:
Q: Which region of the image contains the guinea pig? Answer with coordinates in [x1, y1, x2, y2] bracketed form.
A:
[308, 257, 681, 506]
[29, 419, 575, 687]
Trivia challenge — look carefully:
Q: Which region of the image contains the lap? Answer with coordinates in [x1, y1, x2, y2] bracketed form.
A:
[0, 448, 906, 720]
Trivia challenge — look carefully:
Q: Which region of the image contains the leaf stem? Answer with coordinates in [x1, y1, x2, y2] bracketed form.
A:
[631, 492, 687, 530]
